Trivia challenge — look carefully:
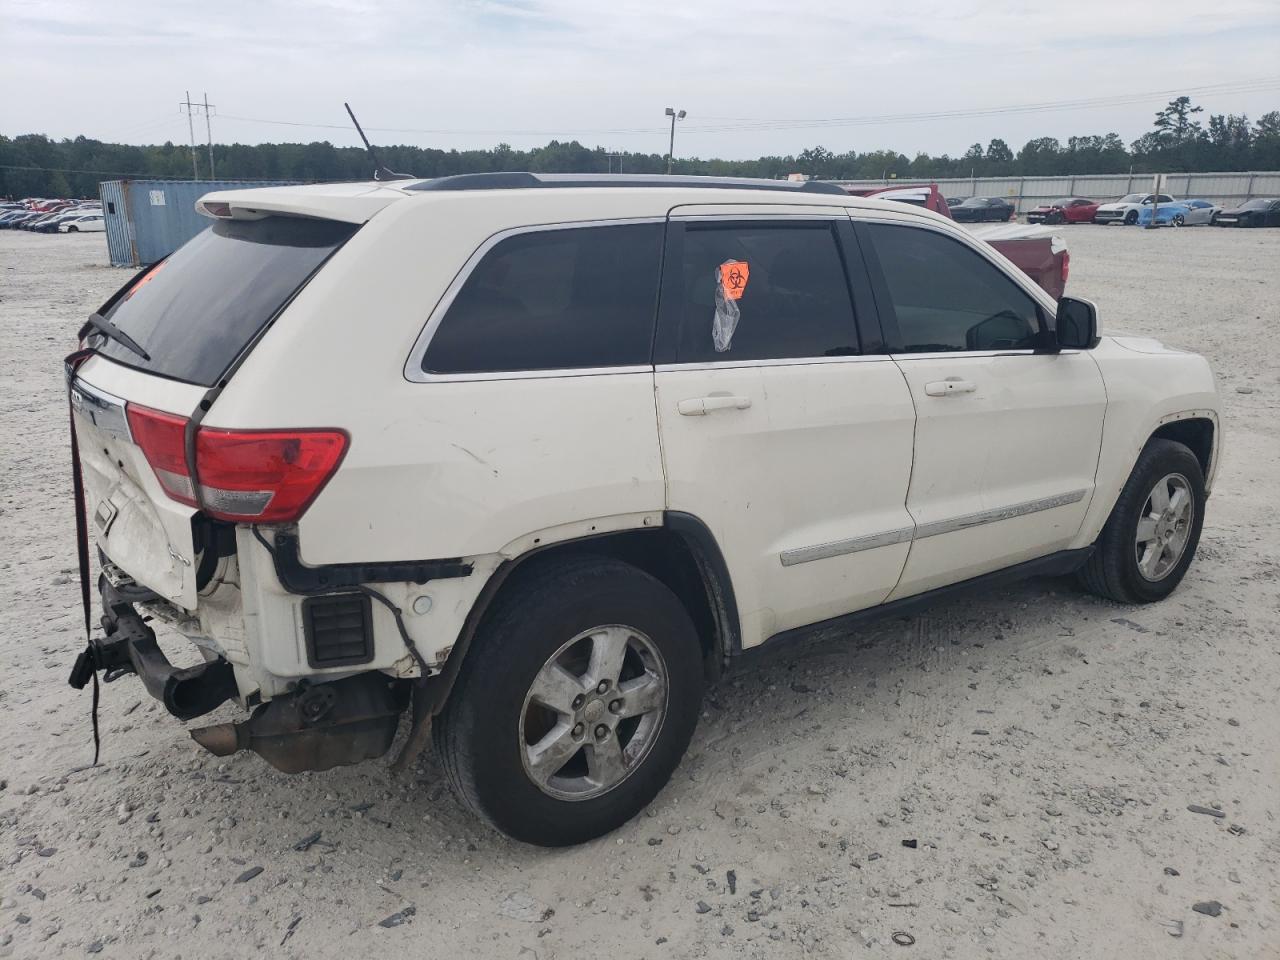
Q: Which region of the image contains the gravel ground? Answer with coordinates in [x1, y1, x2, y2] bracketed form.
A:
[2, 225, 1278, 959]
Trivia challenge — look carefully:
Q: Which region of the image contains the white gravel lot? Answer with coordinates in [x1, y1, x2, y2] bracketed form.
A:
[1, 224, 1278, 959]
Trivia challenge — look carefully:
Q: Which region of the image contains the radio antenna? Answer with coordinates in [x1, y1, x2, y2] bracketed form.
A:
[344, 102, 414, 181]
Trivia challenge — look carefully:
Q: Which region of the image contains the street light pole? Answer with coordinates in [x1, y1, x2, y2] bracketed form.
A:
[665, 107, 686, 175]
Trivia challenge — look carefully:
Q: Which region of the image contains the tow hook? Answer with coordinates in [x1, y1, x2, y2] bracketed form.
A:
[189, 673, 407, 773]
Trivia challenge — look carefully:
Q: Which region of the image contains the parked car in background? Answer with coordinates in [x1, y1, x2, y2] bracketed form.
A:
[1027, 198, 1100, 224]
[1136, 199, 1221, 228]
[1213, 198, 1280, 227]
[945, 196, 968, 209]
[844, 183, 1069, 298]
[951, 196, 1017, 222]
[1093, 193, 1177, 225]
[849, 181, 1070, 299]
[60, 213, 105, 233]
[65, 173, 1219, 846]
[0, 211, 34, 228]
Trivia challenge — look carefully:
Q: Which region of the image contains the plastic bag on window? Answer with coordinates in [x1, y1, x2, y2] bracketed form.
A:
[712, 260, 749, 353]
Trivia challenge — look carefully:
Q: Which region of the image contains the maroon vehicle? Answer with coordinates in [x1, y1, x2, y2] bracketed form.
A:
[1027, 197, 1100, 225]
[846, 183, 1070, 300]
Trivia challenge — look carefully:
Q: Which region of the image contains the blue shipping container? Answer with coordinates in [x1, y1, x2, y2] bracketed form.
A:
[99, 179, 300, 267]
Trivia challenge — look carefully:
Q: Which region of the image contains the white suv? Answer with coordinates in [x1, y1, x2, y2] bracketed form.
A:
[66, 173, 1220, 845]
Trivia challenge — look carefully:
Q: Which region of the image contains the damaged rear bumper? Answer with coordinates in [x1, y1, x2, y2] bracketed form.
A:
[67, 571, 409, 772]
[67, 574, 237, 721]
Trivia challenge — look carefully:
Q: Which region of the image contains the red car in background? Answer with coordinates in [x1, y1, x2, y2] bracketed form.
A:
[845, 183, 1070, 300]
[1026, 197, 1100, 224]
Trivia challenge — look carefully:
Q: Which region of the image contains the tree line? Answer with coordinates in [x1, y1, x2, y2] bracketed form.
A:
[4, 97, 1278, 199]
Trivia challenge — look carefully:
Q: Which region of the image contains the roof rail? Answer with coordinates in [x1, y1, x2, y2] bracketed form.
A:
[406, 172, 849, 196]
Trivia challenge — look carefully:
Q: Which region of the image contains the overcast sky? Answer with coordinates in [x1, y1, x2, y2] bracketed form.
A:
[3, 0, 1278, 160]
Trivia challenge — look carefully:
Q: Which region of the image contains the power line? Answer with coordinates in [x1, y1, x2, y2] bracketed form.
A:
[207, 75, 1280, 140]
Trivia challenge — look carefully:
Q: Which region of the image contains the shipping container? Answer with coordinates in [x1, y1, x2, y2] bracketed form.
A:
[99, 179, 300, 267]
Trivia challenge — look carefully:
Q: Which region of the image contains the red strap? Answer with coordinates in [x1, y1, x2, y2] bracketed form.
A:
[65, 348, 100, 763]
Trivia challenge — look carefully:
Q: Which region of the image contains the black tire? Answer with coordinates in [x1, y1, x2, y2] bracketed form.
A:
[1078, 439, 1205, 604]
[433, 555, 704, 846]
[1046, 211, 1064, 225]
[1124, 210, 1138, 225]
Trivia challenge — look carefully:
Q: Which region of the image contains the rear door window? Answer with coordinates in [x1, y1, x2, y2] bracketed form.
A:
[422, 222, 663, 374]
[671, 222, 859, 363]
[97, 217, 357, 386]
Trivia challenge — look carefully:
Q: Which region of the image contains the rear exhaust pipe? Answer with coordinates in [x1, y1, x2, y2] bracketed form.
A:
[189, 674, 406, 773]
[189, 722, 244, 757]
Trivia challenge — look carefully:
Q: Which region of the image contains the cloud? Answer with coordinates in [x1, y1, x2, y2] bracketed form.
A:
[1, 0, 1277, 158]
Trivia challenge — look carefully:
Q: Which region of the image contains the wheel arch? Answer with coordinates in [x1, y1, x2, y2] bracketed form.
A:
[1149, 416, 1215, 481]
[416, 512, 740, 722]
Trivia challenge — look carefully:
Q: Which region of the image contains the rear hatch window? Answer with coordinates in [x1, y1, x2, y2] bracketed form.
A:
[95, 216, 357, 386]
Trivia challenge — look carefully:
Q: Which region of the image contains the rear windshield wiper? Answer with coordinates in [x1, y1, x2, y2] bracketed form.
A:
[80, 312, 151, 362]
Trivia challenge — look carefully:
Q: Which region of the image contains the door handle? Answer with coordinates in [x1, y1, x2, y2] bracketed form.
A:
[924, 378, 977, 397]
[677, 395, 752, 416]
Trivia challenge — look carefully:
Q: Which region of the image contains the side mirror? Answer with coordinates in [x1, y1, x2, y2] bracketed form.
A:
[1056, 296, 1100, 350]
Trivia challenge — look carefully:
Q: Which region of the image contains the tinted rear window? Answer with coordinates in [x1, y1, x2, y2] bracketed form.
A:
[422, 223, 662, 374]
[96, 217, 357, 386]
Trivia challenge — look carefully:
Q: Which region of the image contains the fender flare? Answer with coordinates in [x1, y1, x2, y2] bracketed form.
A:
[405, 511, 742, 726]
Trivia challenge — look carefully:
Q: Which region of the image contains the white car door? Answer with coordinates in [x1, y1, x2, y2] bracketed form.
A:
[653, 206, 917, 648]
[855, 214, 1107, 600]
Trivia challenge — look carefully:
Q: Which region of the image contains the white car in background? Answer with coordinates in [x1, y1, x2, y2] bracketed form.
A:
[65, 174, 1221, 846]
[1093, 192, 1178, 225]
[59, 213, 105, 233]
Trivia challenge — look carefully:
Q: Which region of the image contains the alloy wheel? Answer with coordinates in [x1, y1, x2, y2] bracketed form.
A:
[519, 625, 668, 801]
[1134, 472, 1194, 581]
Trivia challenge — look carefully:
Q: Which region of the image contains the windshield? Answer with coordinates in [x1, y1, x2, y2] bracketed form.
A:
[96, 216, 357, 386]
[1051, 198, 1074, 206]
[1117, 194, 1146, 204]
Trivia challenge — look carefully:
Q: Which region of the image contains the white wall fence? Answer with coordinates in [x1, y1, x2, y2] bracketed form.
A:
[831, 171, 1280, 212]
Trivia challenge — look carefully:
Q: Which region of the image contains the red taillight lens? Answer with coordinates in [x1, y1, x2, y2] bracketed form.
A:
[126, 404, 196, 506]
[126, 403, 347, 523]
[195, 428, 348, 522]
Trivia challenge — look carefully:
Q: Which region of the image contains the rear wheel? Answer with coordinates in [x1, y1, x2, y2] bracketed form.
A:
[1078, 439, 1205, 604]
[433, 556, 704, 846]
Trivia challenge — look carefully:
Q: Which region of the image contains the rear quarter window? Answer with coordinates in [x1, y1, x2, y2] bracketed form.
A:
[421, 222, 663, 375]
[96, 216, 357, 386]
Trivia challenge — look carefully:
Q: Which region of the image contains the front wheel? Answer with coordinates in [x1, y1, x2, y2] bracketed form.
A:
[67, 225, 79, 233]
[1078, 439, 1205, 604]
[1172, 214, 1185, 227]
[1124, 210, 1139, 225]
[433, 556, 704, 846]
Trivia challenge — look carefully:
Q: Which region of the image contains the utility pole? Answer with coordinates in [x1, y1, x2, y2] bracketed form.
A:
[664, 107, 686, 175]
[181, 91, 199, 180]
[607, 152, 623, 174]
[179, 91, 217, 180]
[203, 92, 216, 179]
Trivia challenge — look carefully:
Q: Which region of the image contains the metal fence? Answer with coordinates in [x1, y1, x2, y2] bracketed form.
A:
[831, 171, 1280, 212]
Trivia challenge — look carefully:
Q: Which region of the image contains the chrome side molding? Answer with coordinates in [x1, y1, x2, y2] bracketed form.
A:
[779, 489, 1089, 566]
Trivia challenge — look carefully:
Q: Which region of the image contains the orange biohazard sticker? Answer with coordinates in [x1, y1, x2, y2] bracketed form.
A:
[719, 261, 749, 300]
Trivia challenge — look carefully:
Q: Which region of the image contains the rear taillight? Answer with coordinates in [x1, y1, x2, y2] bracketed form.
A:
[126, 403, 347, 523]
[126, 404, 196, 506]
[195, 427, 348, 522]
